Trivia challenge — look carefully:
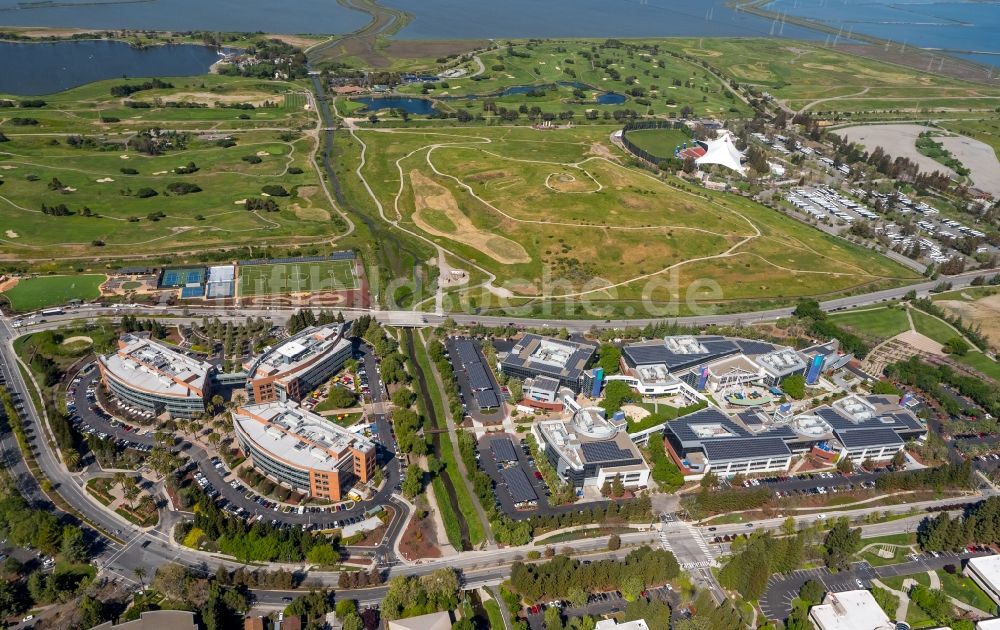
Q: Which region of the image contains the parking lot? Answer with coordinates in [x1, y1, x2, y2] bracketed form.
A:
[445, 336, 504, 423]
[759, 548, 991, 621]
[522, 585, 678, 629]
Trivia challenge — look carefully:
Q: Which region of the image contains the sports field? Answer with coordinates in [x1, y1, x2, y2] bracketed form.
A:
[623, 129, 694, 161]
[1, 274, 105, 311]
[238, 260, 357, 296]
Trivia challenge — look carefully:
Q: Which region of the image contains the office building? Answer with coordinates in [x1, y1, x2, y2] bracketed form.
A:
[500, 334, 597, 393]
[245, 325, 353, 403]
[98, 334, 213, 418]
[966, 555, 1000, 606]
[808, 590, 893, 630]
[233, 401, 376, 501]
[90, 611, 198, 630]
[533, 407, 649, 488]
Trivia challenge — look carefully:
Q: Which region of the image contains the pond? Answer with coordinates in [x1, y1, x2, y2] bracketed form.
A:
[596, 92, 626, 105]
[355, 96, 437, 115]
[0, 40, 223, 96]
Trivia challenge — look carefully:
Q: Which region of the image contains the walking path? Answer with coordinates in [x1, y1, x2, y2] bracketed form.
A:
[419, 329, 495, 548]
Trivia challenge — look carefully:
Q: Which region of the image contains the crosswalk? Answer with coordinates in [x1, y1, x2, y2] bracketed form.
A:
[659, 515, 719, 569]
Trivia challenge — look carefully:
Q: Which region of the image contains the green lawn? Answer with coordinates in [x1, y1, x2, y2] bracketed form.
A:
[910, 309, 962, 345]
[483, 598, 505, 630]
[1, 274, 105, 311]
[830, 306, 910, 339]
[861, 533, 918, 546]
[937, 570, 998, 614]
[955, 352, 1000, 382]
[861, 546, 910, 567]
[882, 572, 930, 591]
[238, 260, 357, 296]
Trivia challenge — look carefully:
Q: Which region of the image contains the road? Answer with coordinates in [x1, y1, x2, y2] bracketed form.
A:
[8, 266, 997, 336]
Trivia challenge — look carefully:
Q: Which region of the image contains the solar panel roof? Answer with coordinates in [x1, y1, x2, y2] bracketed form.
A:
[502, 467, 537, 503]
[580, 441, 635, 464]
[455, 340, 481, 368]
[835, 427, 904, 448]
[467, 363, 492, 390]
[702, 437, 791, 461]
[733, 339, 778, 355]
[490, 438, 518, 463]
[664, 408, 752, 444]
[475, 390, 499, 410]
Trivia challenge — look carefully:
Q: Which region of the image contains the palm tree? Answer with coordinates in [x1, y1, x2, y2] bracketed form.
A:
[123, 485, 140, 512]
[63, 448, 81, 470]
[134, 567, 146, 591]
[113, 472, 128, 493]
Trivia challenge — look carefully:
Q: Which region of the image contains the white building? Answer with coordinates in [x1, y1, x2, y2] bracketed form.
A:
[966, 555, 1000, 606]
[976, 619, 1000, 630]
[695, 131, 746, 175]
[808, 590, 894, 630]
[595, 620, 650, 630]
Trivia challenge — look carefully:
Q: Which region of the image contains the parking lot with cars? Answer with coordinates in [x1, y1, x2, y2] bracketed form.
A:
[66, 345, 405, 534]
[522, 585, 678, 629]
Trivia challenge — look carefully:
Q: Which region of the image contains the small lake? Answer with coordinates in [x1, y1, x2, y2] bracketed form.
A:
[596, 92, 626, 105]
[0, 40, 223, 95]
[355, 96, 437, 115]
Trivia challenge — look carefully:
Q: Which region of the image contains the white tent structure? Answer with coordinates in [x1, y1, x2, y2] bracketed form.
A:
[695, 131, 746, 175]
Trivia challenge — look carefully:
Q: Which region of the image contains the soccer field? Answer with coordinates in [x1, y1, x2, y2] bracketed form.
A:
[238, 261, 357, 296]
[1, 274, 105, 311]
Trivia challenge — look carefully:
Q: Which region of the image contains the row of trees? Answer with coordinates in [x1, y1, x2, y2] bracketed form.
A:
[509, 547, 679, 604]
[919, 496, 1000, 551]
[874, 460, 973, 492]
[793, 299, 871, 358]
[719, 531, 806, 600]
[887, 357, 999, 419]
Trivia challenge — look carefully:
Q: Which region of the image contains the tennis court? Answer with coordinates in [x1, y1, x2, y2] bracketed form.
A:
[238, 260, 357, 296]
[160, 267, 206, 288]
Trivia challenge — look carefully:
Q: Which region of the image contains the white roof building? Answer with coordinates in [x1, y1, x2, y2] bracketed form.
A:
[808, 590, 894, 630]
[596, 621, 650, 630]
[695, 131, 746, 175]
[977, 619, 1000, 630]
[966, 555, 1000, 605]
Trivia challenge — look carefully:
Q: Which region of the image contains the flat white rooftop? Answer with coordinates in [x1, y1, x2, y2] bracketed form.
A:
[967, 555, 1000, 600]
[101, 335, 211, 399]
[235, 401, 373, 473]
[250, 326, 348, 379]
[809, 590, 893, 630]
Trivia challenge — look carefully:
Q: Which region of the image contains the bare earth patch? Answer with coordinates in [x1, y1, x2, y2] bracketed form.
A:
[409, 169, 530, 265]
[938, 295, 1000, 351]
[838, 124, 954, 177]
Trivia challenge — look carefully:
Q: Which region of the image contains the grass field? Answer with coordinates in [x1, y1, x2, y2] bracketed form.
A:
[936, 570, 997, 614]
[622, 128, 693, 160]
[393, 39, 751, 121]
[237, 260, 356, 296]
[483, 598, 505, 630]
[830, 306, 909, 339]
[1, 274, 105, 311]
[955, 352, 1000, 382]
[910, 309, 962, 346]
[345, 123, 919, 314]
[0, 74, 345, 260]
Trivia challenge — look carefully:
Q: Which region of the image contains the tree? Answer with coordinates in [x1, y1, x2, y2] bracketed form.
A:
[401, 465, 424, 499]
[945, 337, 970, 356]
[799, 579, 825, 604]
[823, 520, 861, 570]
[508, 377, 523, 402]
[567, 586, 588, 608]
[836, 456, 854, 474]
[608, 533, 621, 551]
[306, 542, 337, 566]
[891, 450, 907, 469]
[700, 471, 718, 490]
[60, 526, 88, 563]
[543, 605, 564, 630]
[620, 574, 644, 601]
[134, 567, 147, 591]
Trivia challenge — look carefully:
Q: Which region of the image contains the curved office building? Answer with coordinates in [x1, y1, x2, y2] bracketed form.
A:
[234, 401, 375, 501]
[98, 334, 213, 419]
[244, 325, 353, 403]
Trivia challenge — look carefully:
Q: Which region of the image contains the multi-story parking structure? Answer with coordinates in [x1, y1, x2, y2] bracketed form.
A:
[244, 325, 352, 403]
[233, 401, 376, 500]
[98, 334, 213, 418]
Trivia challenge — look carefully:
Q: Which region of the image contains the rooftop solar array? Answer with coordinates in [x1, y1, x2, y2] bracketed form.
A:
[467, 363, 492, 391]
[836, 427, 904, 449]
[502, 467, 537, 504]
[702, 437, 791, 461]
[490, 438, 518, 463]
[475, 389, 499, 410]
[499, 333, 597, 385]
[580, 441, 635, 464]
[455, 340, 481, 369]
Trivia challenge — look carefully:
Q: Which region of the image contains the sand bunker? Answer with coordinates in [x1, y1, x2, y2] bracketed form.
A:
[152, 170, 168, 175]
[61, 335, 93, 346]
[5, 230, 19, 238]
[96, 177, 114, 183]
[409, 170, 530, 265]
[234, 199, 247, 205]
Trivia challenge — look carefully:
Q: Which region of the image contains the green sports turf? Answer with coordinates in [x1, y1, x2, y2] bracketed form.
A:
[1, 274, 105, 311]
[238, 260, 356, 296]
[829, 306, 910, 339]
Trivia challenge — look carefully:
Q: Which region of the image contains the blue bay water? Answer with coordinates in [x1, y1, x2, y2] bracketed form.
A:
[765, 0, 1000, 64]
[0, 40, 221, 95]
[0, 0, 368, 33]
